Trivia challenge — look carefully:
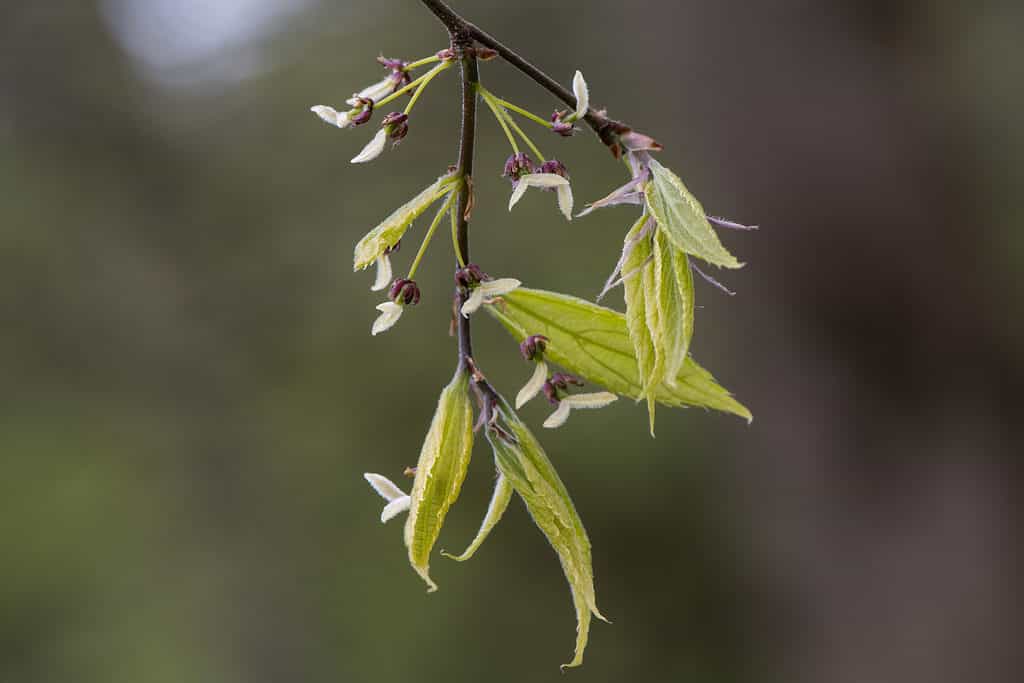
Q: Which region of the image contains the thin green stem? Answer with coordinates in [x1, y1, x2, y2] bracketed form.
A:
[408, 189, 458, 278]
[405, 54, 442, 70]
[450, 189, 466, 268]
[493, 97, 553, 128]
[479, 87, 519, 154]
[374, 61, 451, 109]
[502, 109, 545, 162]
[403, 61, 449, 115]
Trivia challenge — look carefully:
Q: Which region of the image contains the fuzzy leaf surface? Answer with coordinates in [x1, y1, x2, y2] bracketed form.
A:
[645, 158, 741, 268]
[487, 402, 605, 668]
[353, 173, 459, 271]
[403, 371, 475, 590]
[485, 288, 751, 421]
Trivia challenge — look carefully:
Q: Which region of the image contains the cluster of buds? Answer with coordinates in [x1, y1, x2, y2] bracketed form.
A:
[514, 341, 618, 427]
[454, 263, 488, 289]
[504, 153, 574, 220]
[502, 153, 535, 182]
[455, 263, 520, 317]
[389, 278, 421, 305]
[381, 112, 410, 143]
[376, 56, 413, 91]
[542, 373, 584, 404]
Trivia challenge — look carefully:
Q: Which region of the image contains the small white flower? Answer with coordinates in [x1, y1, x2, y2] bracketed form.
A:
[460, 278, 521, 317]
[370, 253, 392, 291]
[352, 128, 388, 164]
[364, 473, 411, 523]
[571, 70, 589, 121]
[543, 392, 618, 429]
[508, 173, 573, 221]
[371, 301, 403, 335]
[346, 77, 397, 107]
[310, 105, 354, 129]
[515, 360, 549, 409]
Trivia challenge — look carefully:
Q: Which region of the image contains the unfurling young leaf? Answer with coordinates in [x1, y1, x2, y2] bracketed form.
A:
[645, 157, 743, 269]
[620, 215, 660, 430]
[486, 399, 607, 669]
[403, 370, 475, 591]
[442, 472, 513, 562]
[484, 287, 752, 422]
[353, 172, 461, 272]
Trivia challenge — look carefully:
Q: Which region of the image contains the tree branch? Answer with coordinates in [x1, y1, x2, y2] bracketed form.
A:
[418, 0, 630, 154]
[453, 39, 478, 369]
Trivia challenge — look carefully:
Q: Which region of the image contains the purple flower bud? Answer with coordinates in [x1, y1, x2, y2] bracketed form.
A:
[519, 334, 549, 361]
[550, 111, 576, 137]
[381, 112, 409, 142]
[539, 160, 569, 179]
[542, 373, 584, 404]
[389, 278, 421, 305]
[436, 48, 456, 61]
[454, 263, 487, 289]
[501, 153, 535, 181]
[376, 56, 407, 72]
[351, 97, 374, 125]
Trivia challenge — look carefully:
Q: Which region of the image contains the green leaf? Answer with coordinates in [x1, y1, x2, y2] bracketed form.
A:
[485, 288, 751, 422]
[403, 370, 475, 591]
[645, 158, 742, 269]
[353, 173, 460, 272]
[486, 401, 606, 669]
[442, 472, 513, 562]
[620, 215, 659, 431]
[653, 227, 695, 391]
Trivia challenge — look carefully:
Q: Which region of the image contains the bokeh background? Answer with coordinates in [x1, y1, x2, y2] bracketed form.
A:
[2, 1, 1021, 681]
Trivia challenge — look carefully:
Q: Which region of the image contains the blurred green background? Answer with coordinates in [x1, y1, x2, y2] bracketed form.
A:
[2, 1, 1021, 681]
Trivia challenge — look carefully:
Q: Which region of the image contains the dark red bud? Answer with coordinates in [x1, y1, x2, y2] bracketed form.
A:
[436, 48, 456, 61]
[542, 373, 584, 404]
[475, 47, 498, 61]
[539, 160, 569, 179]
[454, 263, 487, 288]
[520, 334, 549, 361]
[381, 112, 409, 141]
[350, 97, 374, 125]
[501, 152, 535, 180]
[550, 111, 576, 137]
[389, 278, 421, 305]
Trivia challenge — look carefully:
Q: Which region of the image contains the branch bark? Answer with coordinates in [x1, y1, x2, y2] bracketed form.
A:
[418, 0, 630, 153]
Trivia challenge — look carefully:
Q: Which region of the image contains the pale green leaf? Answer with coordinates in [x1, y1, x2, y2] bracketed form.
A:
[653, 227, 694, 389]
[403, 371, 475, 591]
[484, 288, 752, 421]
[621, 215, 659, 431]
[353, 173, 459, 272]
[487, 401, 606, 668]
[645, 158, 742, 269]
[442, 472, 513, 562]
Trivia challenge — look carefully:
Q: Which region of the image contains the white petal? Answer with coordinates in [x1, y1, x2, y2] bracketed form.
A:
[370, 254, 392, 291]
[522, 173, 570, 189]
[515, 361, 548, 409]
[562, 391, 618, 410]
[351, 128, 388, 164]
[311, 105, 342, 127]
[572, 70, 589, 119]
[508, 180, 529, 211]
[556, 184, 574, 221]
[381, 495, 411, 523]
[477, 278, 521, 299]
[347, 77, 394, 106]
[364, 472, 408, 502]
[542, 401, 573, 429]
[371, 301, 403, 335]
[460, 288, 485, 317]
